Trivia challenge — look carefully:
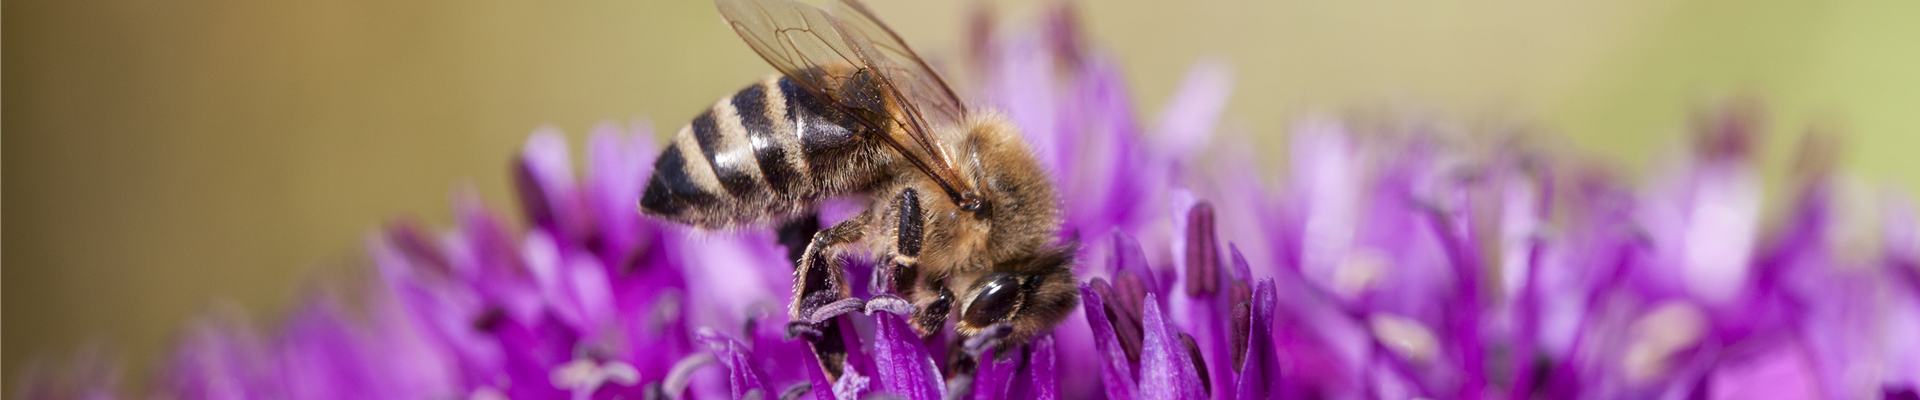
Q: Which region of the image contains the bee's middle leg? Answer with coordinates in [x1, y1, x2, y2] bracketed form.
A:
[784, 212, 870, 381]
[866, 188, 955, 336]
[787, 212, 870, 331]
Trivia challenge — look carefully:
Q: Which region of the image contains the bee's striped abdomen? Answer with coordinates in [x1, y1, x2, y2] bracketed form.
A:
[640, 75, 891, 228]
[735, 79, 805, 196]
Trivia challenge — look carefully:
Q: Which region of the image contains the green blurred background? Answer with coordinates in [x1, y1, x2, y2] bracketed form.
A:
[5, 0, 1918, 390]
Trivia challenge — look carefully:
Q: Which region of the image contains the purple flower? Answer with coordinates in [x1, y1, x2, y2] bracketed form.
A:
[21, 5, 1920, 400]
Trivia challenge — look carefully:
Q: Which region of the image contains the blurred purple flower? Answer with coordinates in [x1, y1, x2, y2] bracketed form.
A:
[21, 5, 1920, 400]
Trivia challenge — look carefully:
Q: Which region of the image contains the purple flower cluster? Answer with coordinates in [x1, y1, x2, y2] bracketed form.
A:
[21, 5, 1920, 400]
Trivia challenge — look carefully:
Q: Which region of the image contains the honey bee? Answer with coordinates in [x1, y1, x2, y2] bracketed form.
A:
[638, 0, 1079, 378]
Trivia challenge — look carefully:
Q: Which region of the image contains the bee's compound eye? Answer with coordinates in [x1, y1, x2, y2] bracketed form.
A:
[962, 272, 1023, 328]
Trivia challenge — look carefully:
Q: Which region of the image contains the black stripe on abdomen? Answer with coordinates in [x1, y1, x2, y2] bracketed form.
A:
[690, 111, 759, 198]
[778, 78, 865, 178]
[735, 81, 803, 196]
[640, 143, 715, 217]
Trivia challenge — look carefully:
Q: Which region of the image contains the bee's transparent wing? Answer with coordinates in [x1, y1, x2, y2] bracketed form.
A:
[714, 0, 978, 205]
[827, 0, 968, 129]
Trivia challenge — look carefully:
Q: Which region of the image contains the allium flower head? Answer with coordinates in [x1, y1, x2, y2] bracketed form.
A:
[21, 3, 1920, 400]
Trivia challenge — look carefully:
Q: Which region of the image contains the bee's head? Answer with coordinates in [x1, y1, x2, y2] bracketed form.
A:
[954, 243, 1079, 346]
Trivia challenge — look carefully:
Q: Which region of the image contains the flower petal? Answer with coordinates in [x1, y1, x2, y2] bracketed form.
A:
[973, 347, 1019, 400]
[832, 365, 872, 400]
[1140, 294, 1208, 400]
[869, 312, 945, 400]
[1111, 231, 1166, 297]
[1228, 246, 1255, 372]
[1028, 335, 1062, 400]
[161, 310, 278, 400]
[1236, 279, 1279, 400]
[1151, 57, 1233, 158]
[697, 328, 772, 399]
[1080, 282, 1138, 400]
[1706, 340, 1821, 400]
[1091, 278, 1145, 368]
[514, 127, 586, 241]
[585, 120, 655, 264]
[799, 344, 839, 400]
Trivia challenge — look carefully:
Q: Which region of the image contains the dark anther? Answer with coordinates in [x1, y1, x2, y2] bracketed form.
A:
[1228, 279, 1253, 372]
[1181, 332, 1212, 397]
[1092, 278, 1144, 365]
[1111, 271, 1148, 322]
[1230, 300, 1252, 373]
[1186, 201, 1221, 297]
[1228, 280, 1252, 310]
